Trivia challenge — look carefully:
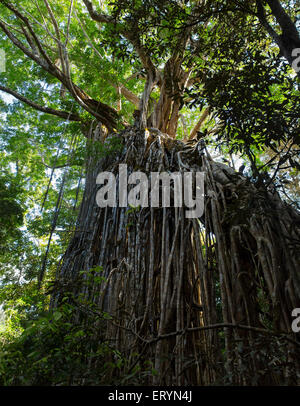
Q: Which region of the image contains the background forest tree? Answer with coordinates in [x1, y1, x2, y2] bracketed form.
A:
[0, 0, 299, 386]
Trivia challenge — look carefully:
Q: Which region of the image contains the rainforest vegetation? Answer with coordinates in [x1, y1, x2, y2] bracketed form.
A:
[0, 0, 299, 386]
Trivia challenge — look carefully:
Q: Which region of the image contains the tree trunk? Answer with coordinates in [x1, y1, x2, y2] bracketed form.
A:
[51, 124, 300, 385]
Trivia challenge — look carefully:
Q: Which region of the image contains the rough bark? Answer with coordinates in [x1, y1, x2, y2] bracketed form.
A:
[51, 125, 300, 385]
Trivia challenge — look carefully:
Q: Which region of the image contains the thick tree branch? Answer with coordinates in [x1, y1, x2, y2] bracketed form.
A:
[188, 107, 210, 140]
[256, 0, 281, 42]
[110, 83, 140, 108]
[0, 84, 82, 121]
[256, 0, 300, 74]
[82, 0, 114, 24]
[266, 0, 300, 39]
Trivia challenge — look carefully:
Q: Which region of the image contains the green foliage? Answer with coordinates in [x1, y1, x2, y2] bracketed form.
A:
[0, 268, 115, 385]
[0, 269, 156, 386]
[220, 334, 293, 386]
[0, 299, 117, 385]
[0, 173, 23, 254]
[201, 51, 299, 156]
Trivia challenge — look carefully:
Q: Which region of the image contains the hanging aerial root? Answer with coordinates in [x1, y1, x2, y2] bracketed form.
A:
[53, 126, 300, 385]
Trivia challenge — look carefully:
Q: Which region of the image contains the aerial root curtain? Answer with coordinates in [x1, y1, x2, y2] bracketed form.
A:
[52, 126, 300, 385]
